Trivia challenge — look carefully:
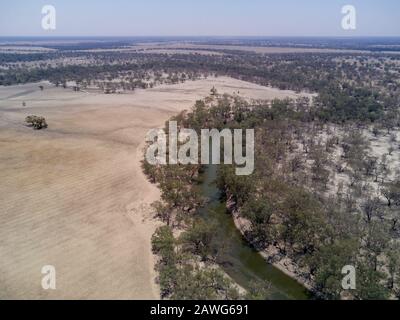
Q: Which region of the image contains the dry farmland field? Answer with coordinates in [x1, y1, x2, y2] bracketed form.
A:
[0, 77, 311, 299]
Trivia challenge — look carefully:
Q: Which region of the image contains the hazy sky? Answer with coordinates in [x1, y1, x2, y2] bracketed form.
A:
[0, 0, 399, 37]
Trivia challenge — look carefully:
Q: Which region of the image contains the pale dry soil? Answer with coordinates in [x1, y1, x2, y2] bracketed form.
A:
[0, 77, 311, 299]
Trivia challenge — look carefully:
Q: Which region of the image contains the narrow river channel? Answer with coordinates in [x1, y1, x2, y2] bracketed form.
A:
[198, 164, 312, 300]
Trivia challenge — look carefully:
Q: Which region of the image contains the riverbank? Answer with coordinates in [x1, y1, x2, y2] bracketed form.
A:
[230, 206, 315, 292]
[193, 164, 311, 299]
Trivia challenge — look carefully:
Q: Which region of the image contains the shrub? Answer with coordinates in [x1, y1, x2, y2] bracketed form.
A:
[25, 115, 48, 130]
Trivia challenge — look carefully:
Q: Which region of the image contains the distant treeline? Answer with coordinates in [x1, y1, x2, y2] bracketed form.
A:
[1, 50, 399, 124]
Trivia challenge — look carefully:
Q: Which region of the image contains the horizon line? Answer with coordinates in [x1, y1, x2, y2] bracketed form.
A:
[1, 35, 400, 39]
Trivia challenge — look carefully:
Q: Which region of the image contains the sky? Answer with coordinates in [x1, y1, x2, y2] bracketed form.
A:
[0, 0, 399, 37]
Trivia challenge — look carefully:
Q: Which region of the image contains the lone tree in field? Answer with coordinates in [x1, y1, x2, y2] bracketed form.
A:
[25, 115, 48, 130]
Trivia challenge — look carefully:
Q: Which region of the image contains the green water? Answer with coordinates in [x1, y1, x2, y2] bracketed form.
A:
[198, 164, 312, 300]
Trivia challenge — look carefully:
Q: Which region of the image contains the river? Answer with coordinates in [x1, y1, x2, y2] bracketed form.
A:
[198, 164, 312, 300]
